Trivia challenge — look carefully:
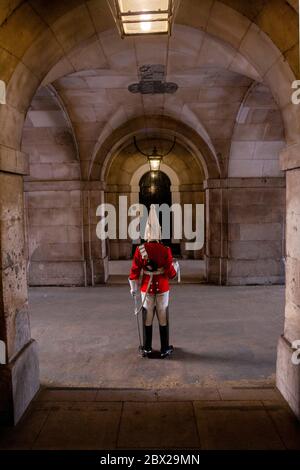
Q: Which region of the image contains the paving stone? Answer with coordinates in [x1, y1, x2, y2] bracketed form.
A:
[0, 410, 49, 449]
[193, 401, 284, 450]
[118, 402, 200, 449]
[33, 402, 122, 450]
[263, 401, 300, 450]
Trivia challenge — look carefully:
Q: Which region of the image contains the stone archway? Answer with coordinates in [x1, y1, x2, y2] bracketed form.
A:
[92, 116, 220, 182]
[103, 136, 205, 263]
[0, 1, 299, 424]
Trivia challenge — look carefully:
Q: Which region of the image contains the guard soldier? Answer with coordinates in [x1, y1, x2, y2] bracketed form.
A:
[128, 205, 179, 358]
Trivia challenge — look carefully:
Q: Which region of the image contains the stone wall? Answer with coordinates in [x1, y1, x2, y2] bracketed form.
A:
[22, 88, 85, 286]
[82, 182, 108, 285]
[205, 178, 286, 285]
[227, 178, 285, 285]
[24, 182, 85, 286]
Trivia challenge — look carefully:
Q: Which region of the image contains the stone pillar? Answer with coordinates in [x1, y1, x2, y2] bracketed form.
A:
[277, 144, 300, 418]
[204, 179, 228, 284]
[0, 152, 39, 424]
[82, 181, 108, 285]
[179, 183, 204, 259]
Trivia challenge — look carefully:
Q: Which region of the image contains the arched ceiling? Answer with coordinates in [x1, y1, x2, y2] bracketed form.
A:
[22, 87, 80, 182]
[47, 25, 259, 179]
[229, 82, 285, 177]
[0, 0, 298, 179]
[0, 1, 297, 67]
[90, 115, 221, 181]
[106, 138, 204, 187]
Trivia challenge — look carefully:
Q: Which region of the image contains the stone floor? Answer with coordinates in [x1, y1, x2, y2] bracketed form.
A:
[29, 285, 284, 388]
[1, 284, 298, 451]
[1, 386, 300, 450]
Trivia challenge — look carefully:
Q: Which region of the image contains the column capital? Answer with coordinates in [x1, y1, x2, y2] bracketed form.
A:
[204, 177, 285, 189]
[81, 181, 106, 191]
[0, 146, 29, 175]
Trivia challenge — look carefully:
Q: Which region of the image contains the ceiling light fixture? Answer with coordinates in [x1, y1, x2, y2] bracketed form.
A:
[107, 0, 181, 37]
[134, 136, 176, 172]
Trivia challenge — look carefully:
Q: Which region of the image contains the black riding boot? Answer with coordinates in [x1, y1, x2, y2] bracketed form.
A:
[143, 325, 153, 356]
[141, 308, 152, 357]
[159, 325, 174, 358]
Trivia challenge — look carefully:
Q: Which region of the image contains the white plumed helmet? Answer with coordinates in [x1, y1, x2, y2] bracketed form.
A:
[144, 204, 162, 241]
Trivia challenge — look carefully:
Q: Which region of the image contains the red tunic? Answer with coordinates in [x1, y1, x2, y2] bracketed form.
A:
[129, 242, 177, 294]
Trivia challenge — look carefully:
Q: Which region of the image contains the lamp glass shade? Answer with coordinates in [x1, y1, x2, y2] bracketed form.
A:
[123, 18, 168, 35]
[117, 0, 170, 35]
[149, 158, 161, 172]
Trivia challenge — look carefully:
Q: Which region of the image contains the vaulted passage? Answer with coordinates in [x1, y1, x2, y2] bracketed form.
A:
[0, 1, 300, 450]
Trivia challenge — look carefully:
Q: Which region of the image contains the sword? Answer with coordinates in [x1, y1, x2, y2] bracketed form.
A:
[131, 273, 153, 353]
[133, 293, 143, 352]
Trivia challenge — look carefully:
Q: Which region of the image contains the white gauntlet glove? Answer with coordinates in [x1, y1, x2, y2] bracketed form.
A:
[172, 260, 181, 283]
[128, 278, 139, 298]
[173, 260, 179, 273]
